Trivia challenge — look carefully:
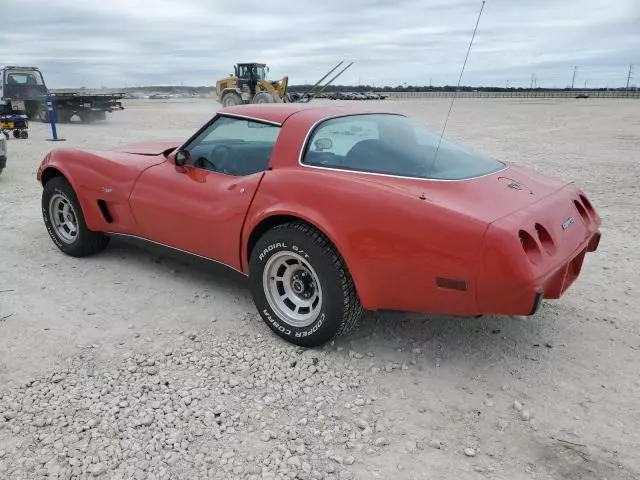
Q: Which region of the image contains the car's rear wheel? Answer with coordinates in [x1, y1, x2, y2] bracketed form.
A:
[42, 176, 110, 257]
[249, 221, 364, 347]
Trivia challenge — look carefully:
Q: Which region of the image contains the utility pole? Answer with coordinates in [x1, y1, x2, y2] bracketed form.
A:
[571, 66, 578, 89]
[626, 64, 634, 90]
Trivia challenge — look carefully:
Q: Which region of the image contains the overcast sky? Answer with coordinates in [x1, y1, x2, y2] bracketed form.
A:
[1, 0, 638, 89]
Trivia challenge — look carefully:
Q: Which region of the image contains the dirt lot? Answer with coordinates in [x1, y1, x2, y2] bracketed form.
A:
[0, 97, 639, 480]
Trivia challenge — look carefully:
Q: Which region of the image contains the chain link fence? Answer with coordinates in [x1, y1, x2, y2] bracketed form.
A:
[383, 90, 640, 99]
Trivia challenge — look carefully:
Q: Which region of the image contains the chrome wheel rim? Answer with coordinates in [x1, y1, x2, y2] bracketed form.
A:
[262, 251, 323, 328]
[49, 193, 78, 244]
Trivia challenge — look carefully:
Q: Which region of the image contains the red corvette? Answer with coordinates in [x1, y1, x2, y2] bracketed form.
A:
[37, 103, 601, 347]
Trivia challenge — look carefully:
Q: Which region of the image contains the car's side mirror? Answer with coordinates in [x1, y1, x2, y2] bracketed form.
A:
[174, 149, 190, 166]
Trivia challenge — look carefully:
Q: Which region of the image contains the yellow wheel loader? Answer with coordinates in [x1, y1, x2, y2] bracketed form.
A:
[216, 63, 290, 106]
[215, 61, 354, 106]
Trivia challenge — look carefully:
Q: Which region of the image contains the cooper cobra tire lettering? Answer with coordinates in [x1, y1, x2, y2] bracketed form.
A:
[43, 207, 65, 250]
[262, 309, 291, 336]
[295, 313, 325, 338]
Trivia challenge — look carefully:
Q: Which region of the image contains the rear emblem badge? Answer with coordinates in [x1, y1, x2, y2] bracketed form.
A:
[562, 217, 576, 230]
[498, 177, 533, 194]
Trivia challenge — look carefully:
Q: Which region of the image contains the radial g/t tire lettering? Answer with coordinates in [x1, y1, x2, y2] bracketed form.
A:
[249, 221, 364, 347]
[42, 176, 110, 257]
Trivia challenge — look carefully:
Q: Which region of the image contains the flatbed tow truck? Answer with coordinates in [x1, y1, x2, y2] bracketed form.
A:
[0, 65, 124, 125]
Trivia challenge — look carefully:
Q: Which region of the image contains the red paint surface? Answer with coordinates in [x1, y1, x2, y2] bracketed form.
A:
[37, 103, 601, 316]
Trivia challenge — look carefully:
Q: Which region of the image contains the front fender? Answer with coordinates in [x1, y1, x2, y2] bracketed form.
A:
[37, 148, 165, 233]
[37, 150, 101, 225]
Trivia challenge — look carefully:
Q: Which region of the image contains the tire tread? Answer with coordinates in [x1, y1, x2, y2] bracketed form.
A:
[270, 221, 364, 339]
[43, 177, 110, 257]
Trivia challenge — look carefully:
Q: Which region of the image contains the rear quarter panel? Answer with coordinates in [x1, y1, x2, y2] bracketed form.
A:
[38, 148, 166, 233]
[242, 167, 489, 314]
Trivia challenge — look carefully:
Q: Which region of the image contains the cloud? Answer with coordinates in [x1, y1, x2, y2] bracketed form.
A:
[0, 0, 638, 88]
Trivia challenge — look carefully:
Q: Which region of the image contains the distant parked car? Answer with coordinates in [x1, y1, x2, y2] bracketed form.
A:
[575, 93, 589, 99]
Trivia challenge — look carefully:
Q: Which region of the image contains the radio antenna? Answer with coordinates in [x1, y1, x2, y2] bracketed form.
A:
[428, 0, 487, 173]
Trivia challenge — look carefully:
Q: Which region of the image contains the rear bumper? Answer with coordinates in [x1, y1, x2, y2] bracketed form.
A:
[478, 185, 602, 316]
[528, 229, 601, 313]
[484, 228, 601, 317]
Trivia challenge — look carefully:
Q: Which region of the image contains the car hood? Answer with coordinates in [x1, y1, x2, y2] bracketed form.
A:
[112, 139, 182, 156]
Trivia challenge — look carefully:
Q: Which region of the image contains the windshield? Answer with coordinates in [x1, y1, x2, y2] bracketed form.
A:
[5, 69, 45, 86]
[302, 113, 505, 180]
[238, 65, 267, 81]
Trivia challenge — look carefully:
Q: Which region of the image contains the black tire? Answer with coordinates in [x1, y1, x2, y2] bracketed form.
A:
[82, 111, 106, 122]
[78, 112, 96, 123]
[249, 221, 364, 347]
[252, 91, 275, 104]
[42, 176, 110, 257]
[221, 91, 242, 107]
[57, 109, 73, 123]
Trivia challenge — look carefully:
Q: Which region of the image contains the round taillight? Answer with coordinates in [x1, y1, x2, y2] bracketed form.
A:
[535, 223, 556, 255]
[519, 230, 542, 264]
[579, 194, 597, 219]
[574, 200, 591, 225]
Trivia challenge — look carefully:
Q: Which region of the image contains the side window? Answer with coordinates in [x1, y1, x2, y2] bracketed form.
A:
[302, 117, 380, 168]
[186, 116, 280, 176]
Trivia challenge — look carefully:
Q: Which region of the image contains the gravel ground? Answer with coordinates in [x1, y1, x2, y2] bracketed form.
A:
[0, 97, 639, 479]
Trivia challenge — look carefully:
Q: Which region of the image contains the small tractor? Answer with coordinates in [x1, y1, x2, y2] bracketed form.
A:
[215, 61, 354, 106]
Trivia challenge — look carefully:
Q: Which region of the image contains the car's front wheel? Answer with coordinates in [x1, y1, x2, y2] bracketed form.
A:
[42, 176, 110, 257]
[249, 221, 364, 347]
